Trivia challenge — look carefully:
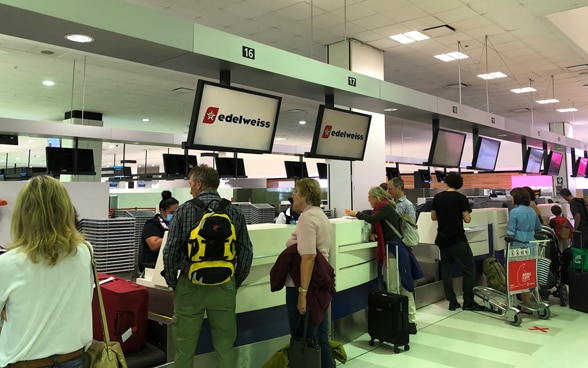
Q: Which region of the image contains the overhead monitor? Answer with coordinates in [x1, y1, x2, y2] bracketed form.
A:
[215, 157, 247, 178]
[45, 147, 95, 175]
[316, 162, 328, 179]
[471, 137, 501, 171]
[523, 147, 543, 174]
[113, 165, 132, 178]
[427, 129, 466, 168]
[543, 151, 564, 176]
[575, 157, 588, 177]
[186, 80, 282, 154]
[162, 154, 197, 178]
[284, 161, 308, 179]
[386, 167, 399, 180]
[435, 171, 447, 183]
[309, 105, 372, 161]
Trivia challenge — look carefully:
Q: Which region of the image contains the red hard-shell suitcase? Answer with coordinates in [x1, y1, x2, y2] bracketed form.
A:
[92, 273, 149, 354]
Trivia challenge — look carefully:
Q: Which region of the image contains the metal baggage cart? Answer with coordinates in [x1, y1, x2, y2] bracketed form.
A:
[474, 236, 551, 326]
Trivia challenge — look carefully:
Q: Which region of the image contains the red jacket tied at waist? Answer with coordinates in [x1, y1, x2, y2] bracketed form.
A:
[270, 245, 336, 326]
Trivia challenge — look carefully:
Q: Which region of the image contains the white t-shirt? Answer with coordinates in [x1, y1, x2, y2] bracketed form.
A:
[0, 243, 93, 366]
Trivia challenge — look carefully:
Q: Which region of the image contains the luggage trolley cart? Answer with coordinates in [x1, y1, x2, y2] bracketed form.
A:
[474, 236, 551, 326]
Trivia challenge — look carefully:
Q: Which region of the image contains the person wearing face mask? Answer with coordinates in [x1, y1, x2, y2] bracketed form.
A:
[139, 190, 179, 273]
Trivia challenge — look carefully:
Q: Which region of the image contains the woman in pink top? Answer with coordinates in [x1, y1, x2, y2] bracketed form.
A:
[284, 178, 334, 368]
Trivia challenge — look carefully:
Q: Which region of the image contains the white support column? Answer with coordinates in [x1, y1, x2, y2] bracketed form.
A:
[327, 39, 386, 214]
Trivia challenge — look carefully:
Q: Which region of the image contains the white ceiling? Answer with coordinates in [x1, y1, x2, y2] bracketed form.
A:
[1, 0, 588, 171]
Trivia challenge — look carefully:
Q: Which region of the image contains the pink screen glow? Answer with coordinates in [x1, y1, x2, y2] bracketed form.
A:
[511, 175, 553, 188]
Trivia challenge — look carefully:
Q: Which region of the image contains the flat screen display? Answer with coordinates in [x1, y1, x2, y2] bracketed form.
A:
[113, 166, 132, 178]
[284, 161, 308, 179]
[309, 105, 372, 161]
[186, 80, 282, 154]
[576, 157, 588, 177]
[524, 147, 544, 174]
[427, 129, 466, 168]
[162, 154, 197, 177]
[418, 169, 432, 182]
[45, 147, 95, 175]
[471, 137, 501, 171]
[386, 167, 399, 180]
[435, 171, 447, 183]
[316, 163, 328, 179]
[215, 157, 247, 178]
[544, 151, 563, 176]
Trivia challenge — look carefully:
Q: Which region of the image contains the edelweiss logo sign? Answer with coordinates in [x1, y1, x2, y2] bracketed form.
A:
[320, 124, 365, 141]
[203, 107, 219, 124]
[201, 106, 271, 128]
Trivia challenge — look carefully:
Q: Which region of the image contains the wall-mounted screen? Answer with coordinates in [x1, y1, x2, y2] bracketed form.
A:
[45, 147, 95, 175]
[427, 129, 466, 168]
[215, 157, 247, 178]
[435, 171, 447, 183]
[162, 154, 197, 178]
[543, 151, 563, 176]
[284, 161, 308, 179]
[523, 147, 544, 174]
[417, 169, 432, 182]
[316, 163, 328, 179]
[576, 157, 588, 177]
[386, 167, 399, 180]
[186, 80, 282, 154]
[471, 137, 501, 171]
[309, 105, 371, 161]
[113, 166, 132, 178]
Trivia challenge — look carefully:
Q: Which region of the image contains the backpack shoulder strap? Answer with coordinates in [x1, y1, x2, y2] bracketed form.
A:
[218, 198, 232, 210]
[188, 197, 206, 210]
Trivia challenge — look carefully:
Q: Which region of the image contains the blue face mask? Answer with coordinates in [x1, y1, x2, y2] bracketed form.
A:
[165, 214, 173, 222]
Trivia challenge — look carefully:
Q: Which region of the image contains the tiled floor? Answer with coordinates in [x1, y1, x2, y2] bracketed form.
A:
[338, 297, 587, 367]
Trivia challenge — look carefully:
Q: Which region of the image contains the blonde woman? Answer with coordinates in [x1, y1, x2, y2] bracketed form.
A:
[0, 176, 93, 368]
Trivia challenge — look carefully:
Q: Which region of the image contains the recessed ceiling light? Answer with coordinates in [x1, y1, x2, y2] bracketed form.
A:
[477, 72, 507, 80]
[498, 134, 508, 137]
[65, 34, 94, 43]
[557, 108, 578, 112]
[299, 120, 306, 125]
[42, 80, 55, 86]
[34, 154, 40, 158]
[511, 87, 536, 94]
[389, 31, 429, 44]
[109, 145, 115, 149]
[384, 108, 398, 112]
[275, 137, 287, 141]
[434, 52, 468, 62]
[536, 99, 559, 104]
[142, 118, 150, 122]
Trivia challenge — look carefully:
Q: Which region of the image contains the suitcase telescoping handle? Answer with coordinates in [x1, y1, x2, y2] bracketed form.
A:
[385, 242, 400, 293]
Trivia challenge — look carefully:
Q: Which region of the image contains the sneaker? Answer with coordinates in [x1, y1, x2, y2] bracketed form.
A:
[463, 302, 485, 311]
[448, 300, 461, 311]
[408, 323, 417, 335]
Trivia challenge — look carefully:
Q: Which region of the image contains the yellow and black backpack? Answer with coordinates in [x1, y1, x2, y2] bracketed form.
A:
[186, 198, 236, 285]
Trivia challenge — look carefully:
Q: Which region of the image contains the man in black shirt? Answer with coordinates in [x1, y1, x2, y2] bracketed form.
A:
[431, 173, 484, 311]
[560, 188, 588, 246]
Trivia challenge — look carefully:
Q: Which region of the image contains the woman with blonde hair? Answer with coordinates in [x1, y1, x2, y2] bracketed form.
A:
[0, 176, 93, 368]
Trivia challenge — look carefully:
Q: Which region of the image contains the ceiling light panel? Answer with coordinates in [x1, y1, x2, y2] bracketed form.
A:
[511, 87, 536, 93]
[389, 31, 429, 44]
[536, 99, 559, 104]
[557, 108, 578, 112]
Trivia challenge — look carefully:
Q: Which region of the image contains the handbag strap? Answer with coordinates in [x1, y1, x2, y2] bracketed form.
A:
[84, 242, 112, 344]
[384, 219, 402, 240]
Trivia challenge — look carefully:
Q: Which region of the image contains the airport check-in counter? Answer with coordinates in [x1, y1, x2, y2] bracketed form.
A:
[141, 210, 509, 363]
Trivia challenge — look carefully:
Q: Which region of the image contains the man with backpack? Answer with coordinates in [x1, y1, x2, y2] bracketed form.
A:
[163, 164, 253, 368]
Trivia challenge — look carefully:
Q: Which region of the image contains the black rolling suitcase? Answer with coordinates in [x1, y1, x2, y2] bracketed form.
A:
[368, 243, 410, 353]
[568, 231, 588, 313]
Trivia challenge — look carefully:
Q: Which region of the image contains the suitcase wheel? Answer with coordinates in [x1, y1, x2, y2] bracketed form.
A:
[393, 345, 400, 354]
[368, 339, 375, 346]
[404, 344, 410, 352]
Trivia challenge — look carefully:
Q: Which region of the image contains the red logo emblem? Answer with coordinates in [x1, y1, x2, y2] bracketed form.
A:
[212, 224, 220, 232]
[322, 125, 332, 138]
[203, 107, 219, 124]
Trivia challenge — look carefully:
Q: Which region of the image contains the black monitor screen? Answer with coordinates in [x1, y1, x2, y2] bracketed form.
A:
[523, 147, 543, 174]
[215, 157, 247, 178]
[435, 171, 447, 183]
[162, 154, 197, 177]
[113, 166, 132, 178]
[284, 161, 308, 179]
[471, 137, 501, 171]
[309, 105, 371, 161]
[427, 129, 466, 168]
[186, 80, 282, 154]
[316, 163, 328, 179]
[544, 151, 563, 176]
[386, 167, 399, 180]
[45, 147, 95, 175]
[418, 169, 432, 182]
